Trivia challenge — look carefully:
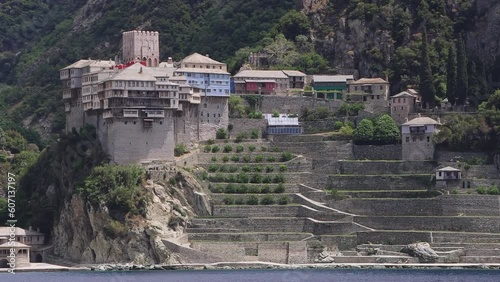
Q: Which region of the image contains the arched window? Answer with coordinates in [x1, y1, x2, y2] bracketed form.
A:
[148, 58, 152, 67]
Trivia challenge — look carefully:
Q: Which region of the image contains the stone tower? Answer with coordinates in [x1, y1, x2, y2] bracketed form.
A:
[401, 116, 440, 161]
[122, 30, 160, 67]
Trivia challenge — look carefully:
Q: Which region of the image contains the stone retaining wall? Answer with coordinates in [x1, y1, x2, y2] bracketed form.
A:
[327, 175, 433, 190]
[228, 118, 267, 138]
[312, 160, 437, 175]
[356, 231, 432, 245]
[352, 144, 402, 160]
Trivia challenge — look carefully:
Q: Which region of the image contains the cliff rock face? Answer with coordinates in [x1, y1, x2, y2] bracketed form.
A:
[51, 170, 209, 264]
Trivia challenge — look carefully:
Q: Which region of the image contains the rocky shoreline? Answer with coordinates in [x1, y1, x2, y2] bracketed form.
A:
[87, 262, 500, 272]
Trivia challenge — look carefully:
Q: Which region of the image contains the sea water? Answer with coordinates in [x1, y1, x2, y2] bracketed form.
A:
[2, 268, 500, 282]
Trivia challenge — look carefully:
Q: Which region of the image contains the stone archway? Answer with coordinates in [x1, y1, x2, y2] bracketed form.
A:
[35, 254, 43, 263]
[0, 259, 9, 268]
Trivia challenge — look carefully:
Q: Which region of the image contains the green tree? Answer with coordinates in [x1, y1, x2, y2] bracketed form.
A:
[446, 44, 457, 105]
[456, 34, 468, 105]
[216, 128, 227, 139]
[353, 119, 375, 144]
[374, 115, 401, 144]
[228, 95, 245, 118]
[11, 150, 39, 176]
[0, 198, 7, 225]
[419, 26, 436, 108]
[264, 34, 298, 67]
[3, 129, 27, 153]
[279, 10, 310, 40]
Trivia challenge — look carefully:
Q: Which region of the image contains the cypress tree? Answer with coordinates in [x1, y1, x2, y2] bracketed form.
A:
[446, 44, 457, 105]
[419, 26, 435, 108]
[456, 34, 468, 105]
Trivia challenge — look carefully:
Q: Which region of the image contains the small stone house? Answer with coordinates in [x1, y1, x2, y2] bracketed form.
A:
[401, 116, 440, 161]
[436, 166, 462, 180]
[0, 242, 31, 268]
[391, 91, 418, 124]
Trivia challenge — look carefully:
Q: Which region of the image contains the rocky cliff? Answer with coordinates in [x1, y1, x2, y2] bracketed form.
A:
[51, 169, 210, 265]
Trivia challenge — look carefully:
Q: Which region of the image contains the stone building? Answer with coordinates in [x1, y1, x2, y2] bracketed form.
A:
[233, 70, 290, 95]
[436, 166, 462, 180]
[348, 78, 390, 101]
[0, 242, 30, 268]
[391, 91, 419, 124]
[0, 227, 46, 265]
[61, 31, 227, 164]
[401, 116, 440, 161]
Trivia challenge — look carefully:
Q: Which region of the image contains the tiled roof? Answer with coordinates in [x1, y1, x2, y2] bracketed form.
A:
[349, 78, 389, 84]
[61, 59, 115, 70]
[282, 70, 306, 77]
[402, 116, 440, 126]
[437, 166, 461, 172]
[234, 70, 288, 79]
[175, 68, 229, 74]
[312, 75, 354, 83]
[392, 91, 417, 98]
[182, 53, 224, 65]
[0, 227, 44, 237]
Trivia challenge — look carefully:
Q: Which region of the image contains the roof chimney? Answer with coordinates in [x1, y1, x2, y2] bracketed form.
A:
[139, 67, 143, 74]
[28, 226, 32, 231]
[205, 54, 210, 58]
[168, 57, 173, 64]
[418, 113, 421, 118]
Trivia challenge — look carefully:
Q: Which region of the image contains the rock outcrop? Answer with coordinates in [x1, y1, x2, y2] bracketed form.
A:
[400, 242, 439, 263]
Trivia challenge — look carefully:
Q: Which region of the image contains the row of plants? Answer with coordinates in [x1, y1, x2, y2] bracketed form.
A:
[207, 164, 287, 173]
[203, 144, 283, 153]
[476, 186, 500, 195]
[210, 183, 286, 194]
[222, 195, 288, 205]
[207, 172, 285, 184]
[207, 152, 294, 163]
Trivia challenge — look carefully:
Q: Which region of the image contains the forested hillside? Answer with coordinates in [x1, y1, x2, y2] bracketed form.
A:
[0, 0, 500, 146]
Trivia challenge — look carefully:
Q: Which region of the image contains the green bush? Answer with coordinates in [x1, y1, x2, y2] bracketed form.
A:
[253, 165, 263, 173]
[260, 195, 275, 205]
[207, 139, 215, 145]
[204, 145, 212, 153]
[250, 129, 259, 139]
[243, 156, 251, 163]
[273, 174, 285, 183]
[211, 156, 217, 162]
[265, 165, 275, 173]
[274, 183, 285, 193]
[208, 164, 219, 172]
[280, 152, 293, 162]
[235, 198, 245, 205]
[248, 186, 261, 193]
[278, 196, 288, 205]
[237, 184, 248, 194]
[250, 174, 263, 183]
[242, 165, 251, 172]
[223, 144, 233, 153]
[487, 186, 500, 195]
[219, 165, 228, 172]
[270, 146, 281, 152]
[246, 195, 259, 205]
[103, 220, 128, 238]
[237, 173, 249, 183]
[262, 175, 272, 183]
[216, 128, 227, 139]
[235, 132, 248, 143]
[260, 146, 267, 152]
[254, 155, 264, 162]
[222, 156, 229, 163]
[267, 156, 276, 162]
[279, 164, 288, 172]
[248, 145, 256, 152]
[260, 185, 271, 193]
[477, 187, 486, 195]
[236, 145, 244, 152]
[226, 174, 236, 183]
[211, 146, 220, 153]
[231, 155, 240, 162]
[229, 166, 239, 173]
[334, 121, 343, 131]
[326, 188, 347, 200]
[223, 196, 234, 205]
[174, 144, 189, 157]
[225, 184, 237, 194]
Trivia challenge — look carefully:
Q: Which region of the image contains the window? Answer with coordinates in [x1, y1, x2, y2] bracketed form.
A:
[380, 85, 383, 90]
[439, 172, 442, 177]
[427, 136, 430, 142]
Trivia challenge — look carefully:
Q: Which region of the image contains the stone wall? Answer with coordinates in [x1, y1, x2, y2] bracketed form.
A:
[229, 118, 267, 138]
[352, 144, 402, 160]
[327, 175, 433, 190]
[330, 199, 443, 216]
[273, 140, 354, 160]
[436, 150, 490, 163]
[312, 160, 436, 175]
[258, 96, 343, 114]
[354, 216, 500, 233]
[357, 231, 432, 245]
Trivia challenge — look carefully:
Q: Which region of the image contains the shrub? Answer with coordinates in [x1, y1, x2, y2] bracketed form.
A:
[222, 156, 229, 163]
[204, 145, 212, 153]
[477, 187, 486, 195]
[201, 171, 208, 180]
[236, 145, 244, 152]
[243, 156, 251, 163]
[248, 186, 261, 193]
[235, 198, 245, 205]
[334, 121, 343, 131]
[260, 146, 267, 152]
[274, 183, 285, 193]
[353, 119, 375, 144]
[237, 184, 248, 194]
[211, 156, 217, 162]
[211, 146, 220, 153]
[273, 174, 285, 183]
[262, 175, 272, 183]
[210, 185, 223, 193]
[278, 196, 289, 205]
[250, 174, 263, 183]
[260, 195, 275, 205]
[216, 128, 227, 139]
[270, 146, 281, 152]
[248, 145, 256, 152]
[254, 155, 263, 162]
[250, 129, 259, 139]
[236, 132, 248, 142]
[326, 188, 347, 200]
[279, 164, 288, 172]
[281, 152, 293, 162]
[208, 164, 219, 172]
[223, 196, 234, 205]
[225, 174, 236, 183]
[219, 165, 228, 172]
[242, 165, 251, 172]
[225, 184, 237, 194]
[451, 189, 459, 194]
[272, 110, 280, 117]
[237, 173, 249, 183]
[229, 166, 239, 173]
[374, 114, 401, 144]
[231, 155, 240, 162]
[168, 177, 177, 185]
[246, 195, 259, 205]
[260, 185, 271, 193]
[487, 186, 500, 195]
[265, 165, 275, 173]
[207, 139, 215, 145]
[174, 144, 189, 157]
[267, 156, 276, 162]
[253, 165, 263, 173]
[104, 220, 128, 238]
[223, 144, 233, 153]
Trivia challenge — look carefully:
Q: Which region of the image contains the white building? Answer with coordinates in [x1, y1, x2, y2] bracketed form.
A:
[401, 116, 440, 161]
[436, 166, 462, 180]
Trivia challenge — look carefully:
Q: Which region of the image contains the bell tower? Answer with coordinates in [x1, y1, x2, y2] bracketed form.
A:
[122, 30, 160, 67]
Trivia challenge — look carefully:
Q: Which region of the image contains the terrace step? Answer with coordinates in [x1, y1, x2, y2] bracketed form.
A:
[459, 256, 500, 263]
[340, 190, 440, 199]
[465, 249, 500, 256]
[325, 256, 420, 264]
[188, 232, 314, 242]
